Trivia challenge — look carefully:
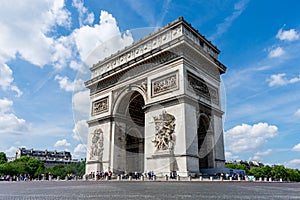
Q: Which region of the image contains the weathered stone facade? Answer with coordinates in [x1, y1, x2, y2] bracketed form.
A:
[85, 17, 226, 177]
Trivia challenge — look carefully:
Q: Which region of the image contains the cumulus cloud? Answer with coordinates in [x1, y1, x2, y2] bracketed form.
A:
[285, 159, 300, 169]
[72, 90, 90, 119]
[72, 0, 94, 26]
[267, 73, 300, 87]
[71, 10, 133, 65]
[292, 143, 300, 151]
[54, 139, 71, 148]
[225, 122, 278, 154]
[295, 109, 300, 117]
[225, 151, 239, 160]
[276, 28, 299, 41]
[0, 0, 71, 68]
[73, 120, 88, 143]
[268, 47, 285, 58]
[253, 149, 272, 161]
[5, 146, 18, 157]
[55, 75, 85, 92]
[74, 143, 86, 154]
[0, 98, 28, 135]
[0, 64, 22, 97]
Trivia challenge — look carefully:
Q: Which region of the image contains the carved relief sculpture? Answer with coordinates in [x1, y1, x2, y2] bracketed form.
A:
[92, 97, 108, 115]
[152, 72, 178, 96]
[152, 111, 176, 151]
[90, 128, 104, 161]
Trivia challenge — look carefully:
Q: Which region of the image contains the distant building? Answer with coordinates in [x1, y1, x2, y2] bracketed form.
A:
[15, 148, 79, 167]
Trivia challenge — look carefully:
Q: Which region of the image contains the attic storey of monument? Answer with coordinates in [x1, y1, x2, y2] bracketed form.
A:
[85, 17, 226, 177]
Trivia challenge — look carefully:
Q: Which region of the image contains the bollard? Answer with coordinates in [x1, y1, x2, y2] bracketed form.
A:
[176, 175, 180, 181]
[229, 177, 232, 181]
[188, 176, 192, 181]
[141, 175, 144, 181]
[57, 176, 60, 181]
[165, 175, 168, 181]
[280, 178, 283, 182]
[106, 176, 109, 181]
[264, 177, 267, 182]
[253, 177, 256, 182]
[269, 177, 272, 182]
[210, 176, 213, 181]
[117, 175, 121, 181]
[129, 176, 132, 181]
[238, 176, 241, 181]
[259, 177, 262, 182]
[220, 176, 223, 181]
[153, 175, 156, 181]
[199, 176, 203, 181]
[65, 176, 68, 181]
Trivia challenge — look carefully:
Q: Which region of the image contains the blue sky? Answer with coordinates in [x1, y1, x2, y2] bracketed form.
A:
[0, 0, 300, 169]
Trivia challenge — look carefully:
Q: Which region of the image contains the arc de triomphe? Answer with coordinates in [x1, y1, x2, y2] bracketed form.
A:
[85, 17, 226, 177]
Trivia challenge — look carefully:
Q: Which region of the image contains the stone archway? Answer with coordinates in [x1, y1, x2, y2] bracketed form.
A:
[113, 91, 145, 174]
[198, 114, 214, 169]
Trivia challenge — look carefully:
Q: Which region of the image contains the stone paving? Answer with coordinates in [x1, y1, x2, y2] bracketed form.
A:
[0, 180, 300, 200]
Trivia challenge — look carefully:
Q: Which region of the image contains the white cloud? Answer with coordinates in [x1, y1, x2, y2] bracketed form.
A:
[295, 109, 300, 117]
[285, 159, 300, 169]
[225, 151, 239, 160]
[72, 90, 90, 119]
[292, 143, 300, 151]
[54, 139, 71, 148]
[74, 143, 86, 154]
[267, 73, 300, 87]
[5, 146, 18, 157]
[225, 122, 278, 154]
[276, 28, 299, 41]
[55, 75, 85, 92]
[71, 10, 133, 64]
[0, 0, 71, 68]
[268, 47, 285, 58]
[73, 120, 88, 143]
[210, 0, 249, 40]
[253, 149, 272, 160]
[72, 0, 94, 26]
[0, 64, 22, 97]
[0, 98, 28, 135]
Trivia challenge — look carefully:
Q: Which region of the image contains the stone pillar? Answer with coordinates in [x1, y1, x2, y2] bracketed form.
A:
[188, 176, 192, 181]
[199, 176, 203, 181]
[165, 175, 168, 181]
[210, 176, 213, 181]
[176, 175, 180, 181]
[141, 175, 144, 181]
[269, 177, 272, 182]
[280, 178, 283, 182]
[259, 177, 262, 182]
[229, 177, 232, 181]
[129, 176, 132, 181]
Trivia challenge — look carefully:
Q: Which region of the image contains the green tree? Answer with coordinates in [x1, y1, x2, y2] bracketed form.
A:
[0, 152, 7, 164]
[271, 165, 286, 179]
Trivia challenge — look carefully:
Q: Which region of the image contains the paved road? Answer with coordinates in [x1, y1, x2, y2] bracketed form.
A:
[0, 180, 299, 200]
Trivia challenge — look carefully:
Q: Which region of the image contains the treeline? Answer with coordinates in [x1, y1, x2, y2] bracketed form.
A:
[0, 152, 85, 179]
[226, 163, 300, 182]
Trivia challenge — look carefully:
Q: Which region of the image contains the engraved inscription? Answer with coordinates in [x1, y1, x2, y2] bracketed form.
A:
[92, 97, 109, 115]
[152, 72, 178, 96]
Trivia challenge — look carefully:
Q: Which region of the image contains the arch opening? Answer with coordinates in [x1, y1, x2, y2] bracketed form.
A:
[114, 91, 145, 175]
